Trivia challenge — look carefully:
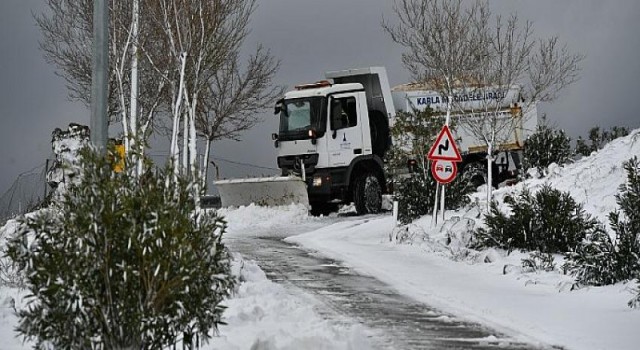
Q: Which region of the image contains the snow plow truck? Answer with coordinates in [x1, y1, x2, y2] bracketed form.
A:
[214, 67, 538, 215]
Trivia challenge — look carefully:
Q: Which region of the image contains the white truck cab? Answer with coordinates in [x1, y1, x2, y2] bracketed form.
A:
[273, 68, 395, 215]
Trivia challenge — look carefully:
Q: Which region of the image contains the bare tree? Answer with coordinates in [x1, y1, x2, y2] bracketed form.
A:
[36, 0, 281, 194]
[37, 0, 167, 154]
[383, 0, 583, 209]
[145, 0, 270, 201]
[197, 45, 283, 189]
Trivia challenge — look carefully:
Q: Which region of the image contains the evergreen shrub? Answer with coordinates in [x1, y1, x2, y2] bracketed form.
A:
[395, 165, 473, 224]
[564, 157, 640, 307]
[575, 126, 629, 157]
[475, 185, 598, 253]
[523, 122, 572, 174]
[521, 251, 556, 273]
[6, 147, 235, 349]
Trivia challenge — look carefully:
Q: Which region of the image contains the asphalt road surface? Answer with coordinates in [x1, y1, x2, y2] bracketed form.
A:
[226, 217, 560, 350]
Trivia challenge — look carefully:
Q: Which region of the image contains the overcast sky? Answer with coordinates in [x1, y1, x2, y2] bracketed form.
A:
[1, 0, 639, 195]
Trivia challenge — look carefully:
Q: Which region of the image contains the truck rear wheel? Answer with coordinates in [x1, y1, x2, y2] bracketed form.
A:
[353, 173, 382, 215]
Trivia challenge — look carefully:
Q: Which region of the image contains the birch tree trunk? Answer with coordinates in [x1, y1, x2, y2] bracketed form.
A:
[189, 103, 200, 209]
[201, 138, 212, 190]
[486, 142, 493, 211]
[170, 53, 188, 177]
[182, 109, 189, 173]
[130, 0, 140, 175]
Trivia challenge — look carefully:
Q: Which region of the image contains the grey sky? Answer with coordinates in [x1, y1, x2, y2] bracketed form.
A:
[1, 0, 639, 194]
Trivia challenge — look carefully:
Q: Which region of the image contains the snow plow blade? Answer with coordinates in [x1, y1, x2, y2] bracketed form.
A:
[213, 176, 309, 208]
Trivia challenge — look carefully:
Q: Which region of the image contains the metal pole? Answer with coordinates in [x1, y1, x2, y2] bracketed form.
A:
[44, 159, 49, 200]
[431, 183, 439, 227]
[440, 184, 446, 222]
[90, 0, 109, 154]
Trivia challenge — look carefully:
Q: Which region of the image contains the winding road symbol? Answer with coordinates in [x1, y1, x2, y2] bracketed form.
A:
[427, 125, 462, 162]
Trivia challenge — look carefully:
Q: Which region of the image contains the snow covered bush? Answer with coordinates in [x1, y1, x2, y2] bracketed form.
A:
[6, 147, 235, 349]
[395, 167, 472, 224]
[523, 121, 572, 175]
[564, 157, 640, 304]
[521, 251, 557, 273]
[475, 185, 598, 254]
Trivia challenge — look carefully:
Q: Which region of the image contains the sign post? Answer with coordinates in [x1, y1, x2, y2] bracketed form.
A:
[427, 125, 462, 226]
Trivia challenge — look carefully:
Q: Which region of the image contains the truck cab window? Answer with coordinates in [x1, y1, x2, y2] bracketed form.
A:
[331, 97, 357, 130]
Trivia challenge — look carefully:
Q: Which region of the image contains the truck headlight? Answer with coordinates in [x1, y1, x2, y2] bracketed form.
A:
[312, 176, 323, 187]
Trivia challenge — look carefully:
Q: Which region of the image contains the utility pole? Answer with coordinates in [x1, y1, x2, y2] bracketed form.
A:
[90, 0, 109, 153]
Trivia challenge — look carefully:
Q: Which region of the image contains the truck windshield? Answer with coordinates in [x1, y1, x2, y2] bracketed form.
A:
[278, 97, 326, 141]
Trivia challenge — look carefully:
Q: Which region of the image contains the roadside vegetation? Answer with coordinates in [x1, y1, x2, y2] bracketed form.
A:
[474, 157, 640, 308]
[385, 108, 473, 224]
[5, 147, 235, 348]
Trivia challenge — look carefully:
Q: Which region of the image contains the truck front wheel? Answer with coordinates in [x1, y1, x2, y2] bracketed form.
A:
[353, 173, 382, 215]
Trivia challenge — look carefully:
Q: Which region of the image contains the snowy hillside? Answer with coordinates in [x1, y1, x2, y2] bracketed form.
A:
[489, 128, 640, 227]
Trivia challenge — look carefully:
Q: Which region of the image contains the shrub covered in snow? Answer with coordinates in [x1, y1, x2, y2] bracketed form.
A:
[6, 147, 235, 349]
[475, 185, 599, 254]
[523, 122, 572, 175]
[564, 157, 640, 306]
[521, 251, 557, 273]
[395, 167, 473, 224]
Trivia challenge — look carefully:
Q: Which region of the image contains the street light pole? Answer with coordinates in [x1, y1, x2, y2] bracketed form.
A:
[90, 0, 109, 153]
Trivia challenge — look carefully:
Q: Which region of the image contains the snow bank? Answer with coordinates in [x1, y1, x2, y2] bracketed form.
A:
[218, 203, 312, 231]
[214, 256, 373, 350]
[486, 128, 640, 226]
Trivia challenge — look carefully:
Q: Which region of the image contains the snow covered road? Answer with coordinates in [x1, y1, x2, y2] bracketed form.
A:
[225, 213, 552, 350]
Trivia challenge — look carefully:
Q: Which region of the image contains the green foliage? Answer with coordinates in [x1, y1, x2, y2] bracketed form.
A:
[563, 157, 640, 305]
[575, 126, 629, 157]
[523, 121, 572, 174]
[6, 147, 235, 349]
[384, 107, 444, 186]
[521, 251, 557, 273]
[562, 228, 618, 286]
[395, 165, 473, 224]
[475, 185, 598, 254]
[386, 107, 472, 224]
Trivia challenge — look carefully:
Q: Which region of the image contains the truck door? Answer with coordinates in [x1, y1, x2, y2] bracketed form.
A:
[327, 94, 364, 167]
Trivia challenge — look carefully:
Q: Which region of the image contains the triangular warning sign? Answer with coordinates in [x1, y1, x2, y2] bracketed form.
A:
[427, 125, 462, 162]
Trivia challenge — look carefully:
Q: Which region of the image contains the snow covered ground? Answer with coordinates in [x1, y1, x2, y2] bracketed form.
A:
[0, 130, 638, 349]
[221, 129, 640, 349]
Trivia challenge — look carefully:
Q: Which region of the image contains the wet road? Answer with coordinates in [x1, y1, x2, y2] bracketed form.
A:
[227, 230, 560, 350]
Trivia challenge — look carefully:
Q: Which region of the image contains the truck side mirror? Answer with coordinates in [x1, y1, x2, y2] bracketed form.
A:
[272, 133, 279, 140]
[274, 98, 284, 115]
